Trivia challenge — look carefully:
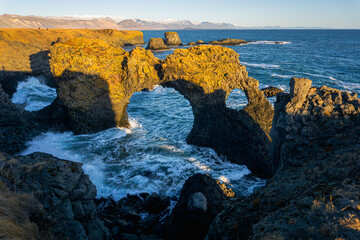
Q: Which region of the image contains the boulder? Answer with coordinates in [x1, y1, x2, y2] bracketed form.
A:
[164, 32, 182, 46]
[163, 174, 234, 240]
[196, 40, 205, 44]
[188, 192, 207, 212]
[187, 41, 196, 46]
[0, 152, 109, 240]
[206, 80, 360, 240]
[261, 86, 284, 97]
[208, 38, 247, 45]
[146, 38, 169, 51]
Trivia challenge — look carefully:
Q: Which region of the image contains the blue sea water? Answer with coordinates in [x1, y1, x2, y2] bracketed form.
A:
[14, 30, 360, 200]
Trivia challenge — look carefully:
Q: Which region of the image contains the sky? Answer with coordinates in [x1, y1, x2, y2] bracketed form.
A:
[1, 0, 359, 29]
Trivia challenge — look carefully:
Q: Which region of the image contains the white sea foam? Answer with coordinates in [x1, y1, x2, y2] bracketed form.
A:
[248, 41, 291, 45]
[20, 128, 128, 198]
[271, 73, 293, 79]
[241, 61, 280, 69]
[18, 81, 264, 200]
[11, 76, 57, 111]
[21, 126, 260, 200]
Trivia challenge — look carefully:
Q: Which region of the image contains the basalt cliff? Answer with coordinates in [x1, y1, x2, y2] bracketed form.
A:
[0, 31, 359, 240]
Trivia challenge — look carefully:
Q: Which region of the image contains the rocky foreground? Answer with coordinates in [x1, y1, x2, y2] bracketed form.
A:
[0, 31, 359, 239]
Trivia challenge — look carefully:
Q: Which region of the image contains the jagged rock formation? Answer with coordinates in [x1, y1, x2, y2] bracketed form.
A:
[163, 174, 234, 240]
[96, 193, 171, 239]
[206, 78, 360, 240]
[271, 77, 360, 173]
[50, 38, 160, 134]
[0, 81, 69, 154]
[146, 38, 169, 51]
[0, 152, 109, 240]
[0, 83, 37, 154]
[208, 38, 247, 45]
[164, 32, 182, 46]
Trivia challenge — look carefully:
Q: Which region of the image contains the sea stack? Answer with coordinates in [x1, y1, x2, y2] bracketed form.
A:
[164, 31, 182, 46]
[146, 38, 170, 50]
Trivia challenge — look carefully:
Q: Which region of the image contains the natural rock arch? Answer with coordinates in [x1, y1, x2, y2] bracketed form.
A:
[50, 39, 274, 178]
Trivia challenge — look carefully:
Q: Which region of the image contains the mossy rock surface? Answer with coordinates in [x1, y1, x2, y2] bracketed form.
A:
[50, 38, 160, 133]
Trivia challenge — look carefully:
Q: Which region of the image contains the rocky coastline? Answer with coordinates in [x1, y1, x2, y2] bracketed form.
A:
[0, 29, 359, 240]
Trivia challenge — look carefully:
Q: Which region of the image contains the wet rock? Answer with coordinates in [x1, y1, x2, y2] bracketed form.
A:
[261, 86, 284, 97]
[188, 192, 207, 212]
[164, 32, 182, 46]
[146, 38, 169, 51]
[208, 38, 247, 45]
[163, 174, 234, 240]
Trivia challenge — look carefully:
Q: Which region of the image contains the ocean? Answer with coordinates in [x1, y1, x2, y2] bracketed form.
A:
[11, 30, 360, 200]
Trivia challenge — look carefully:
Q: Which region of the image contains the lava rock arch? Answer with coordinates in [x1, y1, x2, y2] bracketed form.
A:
[50, 39, 274, 178]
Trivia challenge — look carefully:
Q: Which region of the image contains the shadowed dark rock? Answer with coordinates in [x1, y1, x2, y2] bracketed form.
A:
[0, 152, 109, 240]
[206, 79, 360, 240]
[163, 174, 234, 240]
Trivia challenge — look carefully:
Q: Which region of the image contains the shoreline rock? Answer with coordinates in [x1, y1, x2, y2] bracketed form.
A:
[206, 78, 360, 240]
[208, 38, 247, 45]
[261, 86, 284, 97]
[164, 32, 182, 46]
[0, 152, 109, 240]
[146, 38, 170, 51]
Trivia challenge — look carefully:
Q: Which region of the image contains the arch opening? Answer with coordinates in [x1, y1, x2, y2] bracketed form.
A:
[226, 88, 248, 110]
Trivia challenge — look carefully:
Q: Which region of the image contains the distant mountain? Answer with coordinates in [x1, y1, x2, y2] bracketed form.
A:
[0, 14, 238, 30]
